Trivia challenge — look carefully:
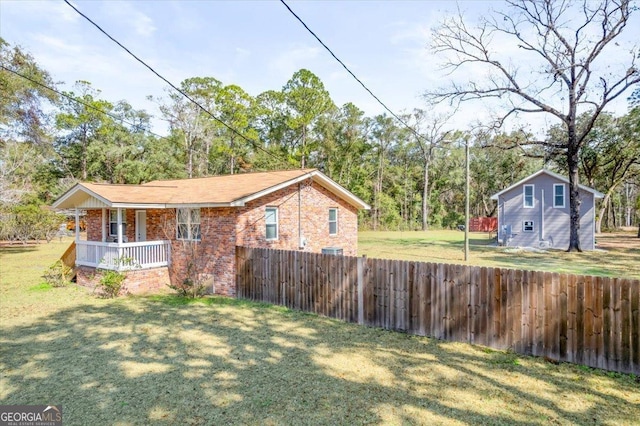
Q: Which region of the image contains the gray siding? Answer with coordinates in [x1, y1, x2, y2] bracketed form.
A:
[497, 174, 596, 250]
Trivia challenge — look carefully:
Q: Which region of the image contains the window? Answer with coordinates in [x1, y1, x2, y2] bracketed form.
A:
[523, 185, 534, 208]
[554, 184, 565, 208]
[177, 208, 201, 241]
[523, 220, 534, 232]
[109, 209, 127, 236]
[265, 207, 278, 240]
[329, 208, 338, 235]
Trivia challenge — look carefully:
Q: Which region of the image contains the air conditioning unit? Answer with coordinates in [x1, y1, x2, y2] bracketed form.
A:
[321, 247, 343, 255]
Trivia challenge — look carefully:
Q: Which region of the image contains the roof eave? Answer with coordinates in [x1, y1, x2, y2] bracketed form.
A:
[52, 183, 114, 209]
[490, 169, 604, 200]
[232, 169, 370, 210]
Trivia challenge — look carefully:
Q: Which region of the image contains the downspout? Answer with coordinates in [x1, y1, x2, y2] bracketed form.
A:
[298, 182, 303, 249]
[541, 189, 545, 242]
[593, 193, 596, 249]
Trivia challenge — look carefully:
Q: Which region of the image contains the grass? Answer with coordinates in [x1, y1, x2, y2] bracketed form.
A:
[1, 238, 639, 425]
[359, 230, 640, 280]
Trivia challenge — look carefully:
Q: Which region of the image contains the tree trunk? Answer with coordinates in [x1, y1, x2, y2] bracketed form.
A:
[422, 158, 430, 231]
[301, 126, 306, 169]
[230, 136, 235, 174]
[567, 137, 582, 252]
[81, 127, 88, 181]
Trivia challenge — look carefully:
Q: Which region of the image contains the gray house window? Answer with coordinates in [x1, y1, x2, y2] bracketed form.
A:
[523, 220, 534, 232]
[109, 209, 127, 236]
[265, 207, 278, 240]
[329, 208, 338, 235]
[177, 208, 201, 241]
[523, 185, 534, 208]
[554, 184, 565, 208]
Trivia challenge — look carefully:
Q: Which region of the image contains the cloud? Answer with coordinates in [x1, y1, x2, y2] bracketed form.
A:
[268, 45, 321, 78]
[102, 1, 157, 37]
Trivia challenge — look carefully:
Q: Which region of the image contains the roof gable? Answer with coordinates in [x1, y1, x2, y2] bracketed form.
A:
[490, 169, 604, 200]
[53, 169, 371, 210]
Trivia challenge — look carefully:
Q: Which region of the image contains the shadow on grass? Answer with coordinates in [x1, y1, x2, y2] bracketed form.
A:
[1, 296, 637, 425]
[0, 245, 40, 256]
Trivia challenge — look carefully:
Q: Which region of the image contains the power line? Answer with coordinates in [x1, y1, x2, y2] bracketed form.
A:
[0, 64, 166, 140]
[63, 0, 291, 169]
[279, 0, 426, 142]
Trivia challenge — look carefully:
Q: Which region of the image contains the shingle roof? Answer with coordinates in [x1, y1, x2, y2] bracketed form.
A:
[52, 169, 370, 210]
[490, 169, 605, 200]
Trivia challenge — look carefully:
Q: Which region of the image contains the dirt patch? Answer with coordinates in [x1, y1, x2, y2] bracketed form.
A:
[596, 231, 639, 250]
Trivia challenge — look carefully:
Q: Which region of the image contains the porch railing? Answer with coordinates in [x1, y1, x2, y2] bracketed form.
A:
[76, 240, 171, 270]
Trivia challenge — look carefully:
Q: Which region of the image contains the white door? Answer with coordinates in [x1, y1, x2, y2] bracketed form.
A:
[135, 210, 147, 242]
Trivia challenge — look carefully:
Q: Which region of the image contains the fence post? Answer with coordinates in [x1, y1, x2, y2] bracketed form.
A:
[358, 256, 365, 325]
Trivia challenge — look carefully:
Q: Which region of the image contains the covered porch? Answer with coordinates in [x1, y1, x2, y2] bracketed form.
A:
[72, 206, 171, 271]
[54, 184, 173, 272]
[76, 240, 171, 271]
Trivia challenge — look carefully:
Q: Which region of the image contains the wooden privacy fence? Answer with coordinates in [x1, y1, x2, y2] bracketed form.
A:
[235, 246, 640, 375]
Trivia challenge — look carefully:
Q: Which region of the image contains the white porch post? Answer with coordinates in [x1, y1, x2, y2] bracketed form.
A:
[117, 208, 124, 244]
[101, 208, 106, 242]
[74, 208, 80, 242]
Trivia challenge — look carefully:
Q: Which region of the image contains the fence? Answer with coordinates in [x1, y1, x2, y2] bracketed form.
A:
[469, 217, 497, 232]
[236, 246, 640, 375]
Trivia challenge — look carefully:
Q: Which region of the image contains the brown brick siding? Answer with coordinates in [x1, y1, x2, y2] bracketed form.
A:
[168, 207, 237, 296]
[76, 265, 170, 295]
[80, 179, 359, 296]
[236, 180, 359, 256]
[85, 209, 136, 242]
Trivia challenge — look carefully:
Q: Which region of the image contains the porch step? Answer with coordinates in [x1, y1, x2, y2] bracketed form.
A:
[60, 241, 77, 281]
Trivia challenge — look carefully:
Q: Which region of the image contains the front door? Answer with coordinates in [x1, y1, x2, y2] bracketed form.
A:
[135, 210, 147, 242]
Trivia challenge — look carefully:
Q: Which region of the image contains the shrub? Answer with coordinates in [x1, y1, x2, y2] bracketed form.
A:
[98, 270, 127, 298]
[168, 276, 207, 299]
[42, 260, 73, 287]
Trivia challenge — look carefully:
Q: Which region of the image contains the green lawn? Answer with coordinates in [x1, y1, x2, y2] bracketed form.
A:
[359, 230, 640, 280]
[1, 239, 639, 425]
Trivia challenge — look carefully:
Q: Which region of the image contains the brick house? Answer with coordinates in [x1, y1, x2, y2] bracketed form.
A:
[52, 169, 370, 295]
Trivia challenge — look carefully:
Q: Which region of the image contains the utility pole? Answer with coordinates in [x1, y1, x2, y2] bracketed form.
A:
[464, 134, 470, 262]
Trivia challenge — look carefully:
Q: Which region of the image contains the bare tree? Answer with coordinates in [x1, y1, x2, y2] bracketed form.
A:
[409, 109, 451, 230]
[427, 0, 639, 251]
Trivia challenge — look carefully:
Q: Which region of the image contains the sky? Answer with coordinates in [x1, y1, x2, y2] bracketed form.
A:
[1, 0, 638, 136]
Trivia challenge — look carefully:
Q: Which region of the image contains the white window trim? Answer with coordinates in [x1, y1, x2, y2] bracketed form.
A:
[265, 207, 278, 241]
[176, 208, 201, 241]
[553, 184, 565, 208]
[523, 184, 534, 208]
[329, 208, 338, 236]
[109, 209, 126, 236]
[523, 220, 534, 232]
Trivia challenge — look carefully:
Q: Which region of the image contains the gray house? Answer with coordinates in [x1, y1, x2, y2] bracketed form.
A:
[490, 170, 604, 250]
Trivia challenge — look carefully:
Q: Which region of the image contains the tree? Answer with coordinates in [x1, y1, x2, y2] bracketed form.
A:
[369, 114, 402, 230]
[428, 0, 640, 251]
[55, 81, 113, 181]
[153, 77, 223, 178]
[471, 131, 541, 217]
[1, 39, 58, 206]
[409, 110, 452, 230]
[282, 69, 335, 168]
[215, 84, 258, 174]
[0, 38, 57, 145]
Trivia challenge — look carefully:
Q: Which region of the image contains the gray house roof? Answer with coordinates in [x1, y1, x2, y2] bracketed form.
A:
[490, 169, 605, 200]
